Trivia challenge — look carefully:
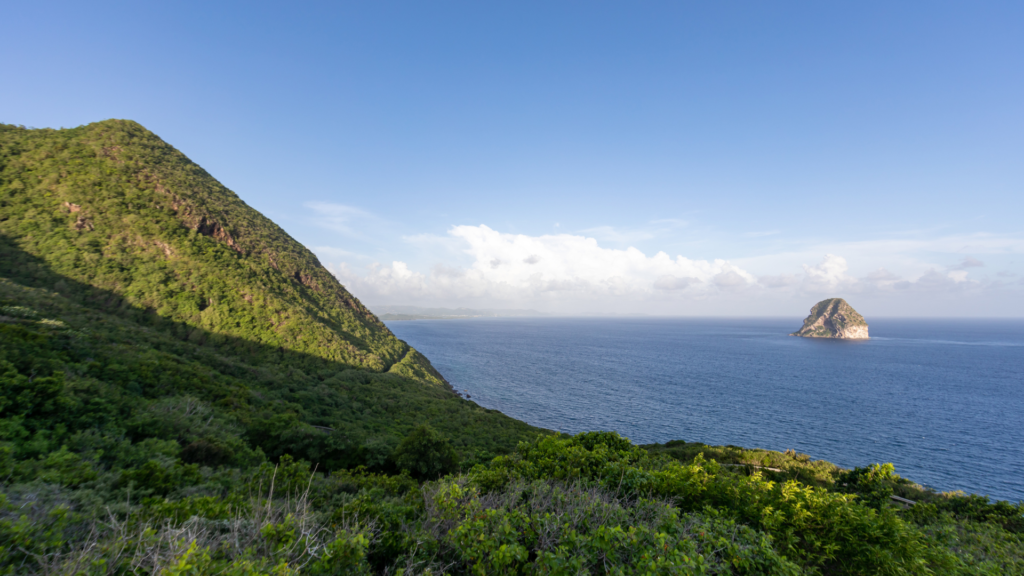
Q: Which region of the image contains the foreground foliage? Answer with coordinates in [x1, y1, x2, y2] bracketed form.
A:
[3, 433, 1022, 575]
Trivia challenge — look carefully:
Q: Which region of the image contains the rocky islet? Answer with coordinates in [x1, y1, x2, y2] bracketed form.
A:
[791, 297, 869, 339]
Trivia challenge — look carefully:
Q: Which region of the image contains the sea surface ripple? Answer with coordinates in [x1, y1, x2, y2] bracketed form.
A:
[387, 317, 1024, 502]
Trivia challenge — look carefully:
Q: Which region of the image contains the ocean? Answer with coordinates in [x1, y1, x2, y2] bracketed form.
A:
[386, 317, 1024, 503]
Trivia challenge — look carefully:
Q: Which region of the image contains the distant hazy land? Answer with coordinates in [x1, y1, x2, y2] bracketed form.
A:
[373, 304, 547, 321]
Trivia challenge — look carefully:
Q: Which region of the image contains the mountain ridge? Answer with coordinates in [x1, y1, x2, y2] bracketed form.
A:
[0, 119, 445, 382]
[1, 117, 549, 467]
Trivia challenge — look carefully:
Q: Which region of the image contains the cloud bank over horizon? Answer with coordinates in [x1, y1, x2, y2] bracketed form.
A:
[320, 222, 1024, 317]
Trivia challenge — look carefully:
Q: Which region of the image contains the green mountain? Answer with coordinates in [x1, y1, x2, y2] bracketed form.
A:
[0, 120, 540, 468]
[1, 122, 1020, 575]
[0, 119, 443, 381]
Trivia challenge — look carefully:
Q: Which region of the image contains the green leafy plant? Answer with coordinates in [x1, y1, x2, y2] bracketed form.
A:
[393, 425, 460, 480]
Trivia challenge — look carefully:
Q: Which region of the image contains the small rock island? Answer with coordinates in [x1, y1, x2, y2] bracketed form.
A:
[791, 298, 869, 339]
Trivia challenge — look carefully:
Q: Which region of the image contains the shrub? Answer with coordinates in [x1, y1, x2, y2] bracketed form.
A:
[472, 432, 956, 575]
[392, 425, 459, 480]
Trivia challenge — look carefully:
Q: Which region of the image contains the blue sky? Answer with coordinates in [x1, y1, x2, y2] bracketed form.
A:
[4, 1, 1023, 316]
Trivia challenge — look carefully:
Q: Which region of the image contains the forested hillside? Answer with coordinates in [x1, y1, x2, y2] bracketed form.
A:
[0, 120, 439, 378]
[1, 122, 1021, 575]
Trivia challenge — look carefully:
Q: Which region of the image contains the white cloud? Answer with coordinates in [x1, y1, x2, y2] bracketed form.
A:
[785, 255, 984, 296]
[305, 202, 383, 241]
[894, 269, 977, 292]
[864, 268, 900, 282]
[802, 253, 854, 292]
[312, 245, 364, 260]
[653, 275, 698, 290]
[575, 218, 689, 245]
[714, 270, 750, 290]
[733, 233, 1024, 279]
[330, 225, 757, 305]
[320, 225, 1024, 315]
[453, 225, 757, 294]
[759, 273, 800, 288]
[953, 256, 985, 269]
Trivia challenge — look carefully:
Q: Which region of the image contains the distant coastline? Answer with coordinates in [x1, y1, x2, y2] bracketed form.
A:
[380, 313, 475, 321]
[373, 304, 546, 321]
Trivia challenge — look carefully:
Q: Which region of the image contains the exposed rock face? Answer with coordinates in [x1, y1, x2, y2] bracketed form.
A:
[791, 298, 869, 339]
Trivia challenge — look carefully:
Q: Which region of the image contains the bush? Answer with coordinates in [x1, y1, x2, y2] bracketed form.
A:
[472, 432, 955, 575]
[392, 425, 460, 480]
[429, 477, 800, 575]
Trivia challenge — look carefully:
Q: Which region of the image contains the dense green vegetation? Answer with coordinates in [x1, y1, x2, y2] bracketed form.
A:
[1, 121, 1021, 574]
[0, 121, 440, 379]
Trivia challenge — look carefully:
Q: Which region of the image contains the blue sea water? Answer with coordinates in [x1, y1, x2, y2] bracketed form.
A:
[386, 317, 1024, 503]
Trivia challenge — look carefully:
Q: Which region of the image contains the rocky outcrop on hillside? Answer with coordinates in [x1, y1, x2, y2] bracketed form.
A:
[791, 298, 869, 339]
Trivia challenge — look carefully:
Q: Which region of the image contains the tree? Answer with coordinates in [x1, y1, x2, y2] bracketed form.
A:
[392, 425, 459, 480]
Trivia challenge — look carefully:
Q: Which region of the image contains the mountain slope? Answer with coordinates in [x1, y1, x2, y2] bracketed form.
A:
[0, 121, 543, 470]
[0, 120, 435, 380]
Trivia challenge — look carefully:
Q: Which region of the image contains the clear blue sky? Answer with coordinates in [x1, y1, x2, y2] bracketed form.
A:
[4, 2, 1023, 315]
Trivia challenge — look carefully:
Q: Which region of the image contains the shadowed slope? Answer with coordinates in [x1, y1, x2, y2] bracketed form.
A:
[0, 120, 440, 381]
